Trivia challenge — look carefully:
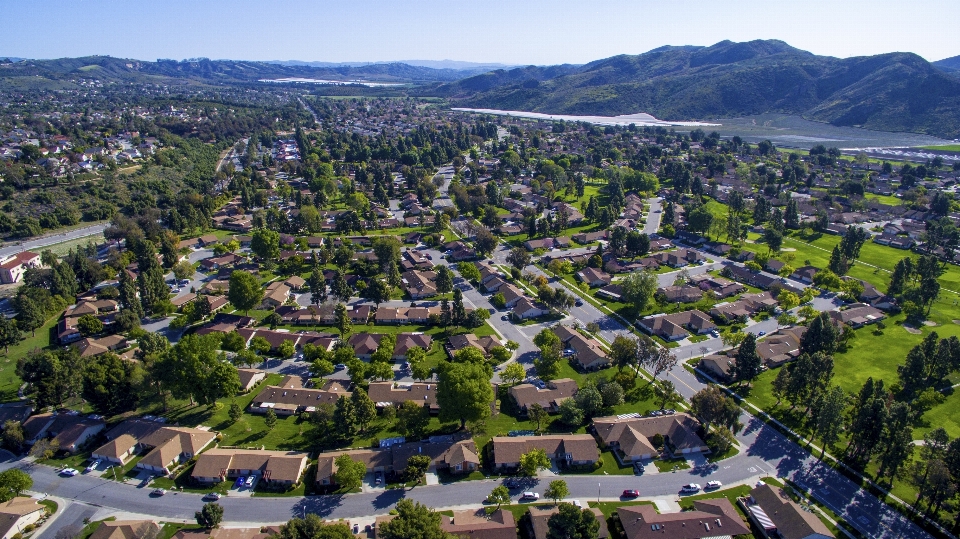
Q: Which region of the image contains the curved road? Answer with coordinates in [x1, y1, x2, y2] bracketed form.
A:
[2, 412, 929, 537]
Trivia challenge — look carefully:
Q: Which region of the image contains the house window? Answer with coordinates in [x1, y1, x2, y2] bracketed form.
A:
[455, 464, 461, 471]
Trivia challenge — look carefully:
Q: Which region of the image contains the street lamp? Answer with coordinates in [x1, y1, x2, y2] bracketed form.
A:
[598, 482, 600, 504]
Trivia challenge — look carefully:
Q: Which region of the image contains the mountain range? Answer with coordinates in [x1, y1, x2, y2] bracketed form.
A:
[1, 42, 959, 139]
[0, 56, 479, 83]
[429, 40, 960, 139]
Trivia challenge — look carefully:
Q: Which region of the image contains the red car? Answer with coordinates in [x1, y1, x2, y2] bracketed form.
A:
[622, 489, 640, 498]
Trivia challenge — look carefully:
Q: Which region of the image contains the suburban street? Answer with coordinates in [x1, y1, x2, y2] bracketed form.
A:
[3, 409, 929, 538]
[6, 173, 928, 539]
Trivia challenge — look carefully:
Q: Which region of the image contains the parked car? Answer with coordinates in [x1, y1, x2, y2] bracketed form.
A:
[84, 460, 101, 473]
[60, 468, 79, 477]
[705, 481, 722, 489]
[757, 331, 766, 337]
[680, 484, 702, 493]
[622, 489, 640, 498]
[235, 476, 246, 488]
[245, 475, 256, 487]
[334, 363, 347, 370]
[203, 492, 222, 501]
[504, 478, 520, 488]
[501, 315, 509, 321]
[375, 471, 383, 485]
[520, 492, 539, 501]
[151, 488, 166, 496]
[575, 299, 583, 306]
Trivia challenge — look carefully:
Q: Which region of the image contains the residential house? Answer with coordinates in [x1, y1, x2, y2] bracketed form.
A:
[402, 270, 438, 299]
[572, 230, 608, 244]
[829, 303, 886, 328]
[22, 413, 105, 453]
[446, 334, 503, 358]
[508, 378, 578, 415]
[576, 267, 612, 287]
[743, 484, 835, 539]
[512, 298, 549, 320]
[593, 414, 707, 461]
[709, 292, 777, 323]
[191, 449, 309, 487]
[261, 282, 292, 308]
[554, 326, 609, 371]
[349, 333, 385, 359]
[88, 521, 162, 539]
[134, 426, 219, 474]
[441, 509, 517, 539]
[0, 403, 32, 427]
[698, 354, 736, 383]
[690, 274, 745, 298]
[367, 382, 438, 412]
[0, 251, 40, 284]
[528, 506, 608, 539]
[499, 284, 526, 308]
[250, 378, 351, 416]
[316, 438, 479, 486]
[651, 248, 704, 268]
[491, 434, 599, 470]
[238, 369, 267, 392]
[72, 335, 128, 358]
[723, 264, 780, 289]
[790, 266, 819, 284]
[596, 284, 623, 301]
[656, 285, 702, 304]
[0, 498, 47, 539]
[637, 310, 716, 341]
[393, 333, 433, 360]
[617, 499, 750, 539]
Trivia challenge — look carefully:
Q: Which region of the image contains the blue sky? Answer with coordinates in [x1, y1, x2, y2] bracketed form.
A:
[2, 0, 957, 64]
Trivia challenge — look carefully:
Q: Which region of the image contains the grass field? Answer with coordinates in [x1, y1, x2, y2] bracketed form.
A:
[919, 145, 960, 151]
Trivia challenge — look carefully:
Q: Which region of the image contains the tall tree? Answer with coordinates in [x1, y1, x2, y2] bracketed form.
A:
[813, 385, 846, 458]
[332, 454, 366, 490]
[351, 387, 377, 432]
[436, 361, 493, 429]
[377, 499, 452, 539]
[227, 271, 263, 314]
[732, 333, 762, 386]
[335, 303, 352, 338]
[547, 503, 601, 539]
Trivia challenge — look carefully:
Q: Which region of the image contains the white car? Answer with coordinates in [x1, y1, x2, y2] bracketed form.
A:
[245, 475, 256, 488]
[84, 460, 101, 473]
[60, 468, 79, 477]
[680, 483, 701, 493]
[520, 492, 539, 501]
[705, 481, 722, 489]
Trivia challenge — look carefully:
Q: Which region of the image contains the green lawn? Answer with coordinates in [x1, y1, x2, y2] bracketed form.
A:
[158, 523, 204, 539]
[919, 144, 960, 151]
[653, 458, 691, 473]
[0, 315, 59, 402]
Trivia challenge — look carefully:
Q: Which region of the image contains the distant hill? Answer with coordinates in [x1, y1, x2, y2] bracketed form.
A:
[429, 40, 960, 139]
[0, 56, 479, 84]
[934, 55, 960, 73]
[268, 59, 516, 74]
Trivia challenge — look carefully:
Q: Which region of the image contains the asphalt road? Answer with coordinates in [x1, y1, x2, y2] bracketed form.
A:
[0, 223, 109, 259]
[15, 166, 919, 536]
[5, 410, 931, 537]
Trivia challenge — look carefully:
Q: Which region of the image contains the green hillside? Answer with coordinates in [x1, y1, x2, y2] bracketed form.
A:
[432, 40, 960, 139]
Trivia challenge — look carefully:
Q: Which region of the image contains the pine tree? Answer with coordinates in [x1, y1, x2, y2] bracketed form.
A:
[733, 333, 762, 386]
[332, 395, 356, 440]
[452, 289, 466, 327]
[351, 388, 377, 432]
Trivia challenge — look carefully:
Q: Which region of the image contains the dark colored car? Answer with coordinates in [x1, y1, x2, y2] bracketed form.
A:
[622, 489, 640, 498]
